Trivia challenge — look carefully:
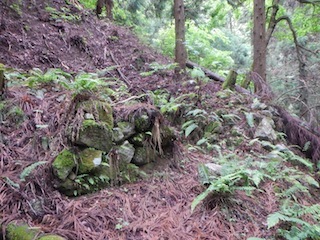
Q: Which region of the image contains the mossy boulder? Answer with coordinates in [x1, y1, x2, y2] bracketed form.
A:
[52, 149, 76, 181]
[76, 120, 113, 152]
[81, 100, 114, 129]
[78, 148, 103, 174]
[118, 121, 135, 137]
[6, 223, 39, 240]
[131, 147, 157, 166]
[160, 126, 176, 147]
[129, 133, 149, 147]
[134, 114, 151, 132]
[254, 117, 277, 142]
[57, 167, 111, 197]
[112, 121, 136, 143]
[112, 140, 135, 164]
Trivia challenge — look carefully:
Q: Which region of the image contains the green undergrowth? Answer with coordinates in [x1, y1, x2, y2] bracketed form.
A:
[191, 141, 320, 240]
[2, 63, 320, 239]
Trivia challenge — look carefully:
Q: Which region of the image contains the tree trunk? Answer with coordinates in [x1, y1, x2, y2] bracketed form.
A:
[252, 0, 266, 93]
[0, 66, 4, 100]
[174, 0, 187, 75]
[222, 70, 237, 90]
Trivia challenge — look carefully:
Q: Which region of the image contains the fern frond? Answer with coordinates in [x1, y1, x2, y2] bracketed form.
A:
[20, 161, 47, 182]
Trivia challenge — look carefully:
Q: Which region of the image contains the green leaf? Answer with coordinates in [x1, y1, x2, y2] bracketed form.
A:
[4, 177, 20, 189]
[267, 212, 284, 229]
[244, 112, 255, 128]
[304, 175, 319, 188]
[185, 123, 198, 137]
[196, 138, 208, 146]
[20, 161, 47, 182]
[191, 186, 212, 212]
[88, 177, 95, 185]
[187, 108, 206, 116]
[302, 141, 311, 152]
[198, 164, 211, 185]
[289, 154, 313, 170]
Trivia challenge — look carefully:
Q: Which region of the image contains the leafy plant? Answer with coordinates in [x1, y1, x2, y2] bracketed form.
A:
[45, 6, 81, 22]
[26, 68, 71, 88]
[140, 62, 177, 77]
[191, 164, 256, 212]
[267, 201, 320, 239]
[181, 120, 198, 137]
[20, 161, 47, 182]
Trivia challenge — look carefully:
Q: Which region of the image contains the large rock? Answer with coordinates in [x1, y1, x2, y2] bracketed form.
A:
[78, 148, 103, 174]
[112, 140, 135, 164]
[160, 125, 176, 147]
[131, 147, 157, 166]
[112, 121, 136, 143]
[76, 120, 113, 152]
[254, 117, 277, 142]
[81, 100, 114, 129]
[52, 149, 76, 181]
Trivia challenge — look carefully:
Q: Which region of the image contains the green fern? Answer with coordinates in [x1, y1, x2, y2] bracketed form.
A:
[191, 169, 254, 212]
[268, 201, 320, 239]
[182, 120, 198, 137]
[20, 161, 47, 182]
[4, 177, 20, 189]
[27, 68, 71, 88]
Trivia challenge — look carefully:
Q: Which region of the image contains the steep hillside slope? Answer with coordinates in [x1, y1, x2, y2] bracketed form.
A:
[0, 1, 319, 240]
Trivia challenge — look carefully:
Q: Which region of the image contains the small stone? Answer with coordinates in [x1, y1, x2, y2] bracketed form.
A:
[84, 113, 94, 120]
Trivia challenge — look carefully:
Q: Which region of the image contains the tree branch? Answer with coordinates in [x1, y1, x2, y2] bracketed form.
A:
[295, 0, 320, 4]
[266, 0, 280, 47]
[275, 16, 304, 64]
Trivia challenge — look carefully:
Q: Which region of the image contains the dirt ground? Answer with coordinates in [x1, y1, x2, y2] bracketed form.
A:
[0, 0, 310, 239]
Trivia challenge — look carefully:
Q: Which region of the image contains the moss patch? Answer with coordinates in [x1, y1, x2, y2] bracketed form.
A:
[52, 149, 76, 181]
[81, 100, 114, 129]
[78, 148, 102, 174]
[6, 223, 39, 240]
[77, 120, 113, 152]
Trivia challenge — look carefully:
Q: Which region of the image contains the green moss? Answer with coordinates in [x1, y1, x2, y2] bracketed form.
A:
[6, 223, 38, 240]
[134, 114, 151, 132]
[129, 133, 148, 147]
[78, 148, 102, 174]
[160, 126, 176, 147]
[82, 119, 99, 129]
[77, 120, 113, 152]
[0, 102, 5, 111]
[81, 100, 114, 129]
[38, 235, 66, 240]
[7, 106, 25, 125]
[131, 147, 156, 166]
[52, 150, 76, 181]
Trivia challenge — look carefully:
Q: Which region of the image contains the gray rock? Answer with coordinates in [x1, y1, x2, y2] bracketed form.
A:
[117, 121, 136, 140]
[131, 147, 156, 166]
[113, 140, 135, 164]
[254, 117, 277, 142]
[76, 120, 113, 152]
[205, 163, 222, 175]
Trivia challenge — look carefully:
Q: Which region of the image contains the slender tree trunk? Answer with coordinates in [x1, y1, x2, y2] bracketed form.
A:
[0, 64, 4, 100]
[174, 0, 187, 75]
[252, 0, 266, 93]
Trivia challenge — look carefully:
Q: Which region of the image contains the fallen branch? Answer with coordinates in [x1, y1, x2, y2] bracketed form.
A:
[107, 48, 131, 88]
[186, 60, 252, 95]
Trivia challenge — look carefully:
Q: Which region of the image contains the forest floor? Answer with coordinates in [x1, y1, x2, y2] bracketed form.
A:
[0, 0, 319, 239]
